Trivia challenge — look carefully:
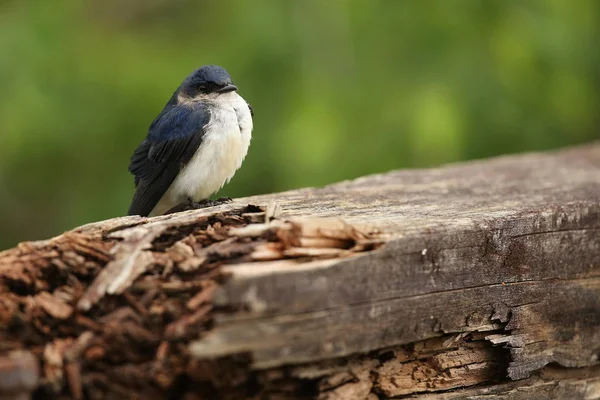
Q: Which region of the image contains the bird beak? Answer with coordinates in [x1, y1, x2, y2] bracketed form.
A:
[216, 84, 238, 93]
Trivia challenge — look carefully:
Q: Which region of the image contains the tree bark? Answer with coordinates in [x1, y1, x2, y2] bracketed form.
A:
[1, 142, 599, 399]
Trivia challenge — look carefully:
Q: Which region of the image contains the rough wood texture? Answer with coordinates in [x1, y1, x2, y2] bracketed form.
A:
[0, 142, 599, 399]
[191, 142, 600, 379]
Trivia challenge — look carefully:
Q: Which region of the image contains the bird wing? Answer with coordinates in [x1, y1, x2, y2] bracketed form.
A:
[127, 103, 210, 216]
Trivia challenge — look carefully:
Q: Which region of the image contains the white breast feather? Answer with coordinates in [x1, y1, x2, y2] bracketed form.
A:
[149, 92, 253, 216]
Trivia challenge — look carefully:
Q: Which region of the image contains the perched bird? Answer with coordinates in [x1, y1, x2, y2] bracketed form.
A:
[127, 65, 253, 217]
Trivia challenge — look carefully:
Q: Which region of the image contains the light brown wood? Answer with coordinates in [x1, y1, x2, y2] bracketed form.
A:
[190, 143, 600, 381]
[0, 142, 599, 399]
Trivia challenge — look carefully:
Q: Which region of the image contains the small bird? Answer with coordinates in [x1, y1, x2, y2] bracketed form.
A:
[127, 65, 253, 217]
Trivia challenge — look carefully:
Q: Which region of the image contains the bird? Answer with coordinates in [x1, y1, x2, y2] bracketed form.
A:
[127, 65, 254, 217]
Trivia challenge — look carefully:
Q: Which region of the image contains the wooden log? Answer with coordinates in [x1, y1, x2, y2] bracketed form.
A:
[190, 142, 600, 380]
[0, 142, 598, 399]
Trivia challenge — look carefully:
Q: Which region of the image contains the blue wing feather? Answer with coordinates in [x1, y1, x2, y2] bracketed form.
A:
[127, 103, 210, 216]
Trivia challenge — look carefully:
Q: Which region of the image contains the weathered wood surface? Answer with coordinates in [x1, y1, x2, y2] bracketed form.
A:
[191, 143, 600, 379]
[0, 142, 599, 399]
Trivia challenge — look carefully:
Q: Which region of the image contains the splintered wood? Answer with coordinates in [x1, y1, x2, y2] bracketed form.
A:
[1, 142, 600, 400]
[0, 205, 379, 399]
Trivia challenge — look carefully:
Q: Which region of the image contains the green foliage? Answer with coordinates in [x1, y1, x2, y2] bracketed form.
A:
[0, 0, 598, 249]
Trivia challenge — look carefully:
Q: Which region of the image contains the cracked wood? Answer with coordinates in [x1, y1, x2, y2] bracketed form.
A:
[190, 143, 600, 381]
[0, 142, 599, 399]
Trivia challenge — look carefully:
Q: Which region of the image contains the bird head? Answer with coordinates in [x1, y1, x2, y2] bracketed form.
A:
[178, 65, 238, 101]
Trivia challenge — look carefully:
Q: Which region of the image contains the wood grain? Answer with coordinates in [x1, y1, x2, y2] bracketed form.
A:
[191, 143, 600, 381]
[1, 142, 599, 399]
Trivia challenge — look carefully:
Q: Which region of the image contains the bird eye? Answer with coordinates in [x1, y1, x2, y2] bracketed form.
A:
[197, 85, 207, 92]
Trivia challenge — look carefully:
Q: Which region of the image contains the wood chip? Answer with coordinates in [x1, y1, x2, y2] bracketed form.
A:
[65, 361, 83, 400]
[77, 224, 167, 311]
[164, 304, 212, 341]
[35, 292, 74, 320]
[43, 339, 72, 392]
[186, 282, 218, 311]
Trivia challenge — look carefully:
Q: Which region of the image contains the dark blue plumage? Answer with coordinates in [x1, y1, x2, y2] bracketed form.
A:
[127, 65, 237, 217]
[128, 105, 209, 216]
[182, 65, 233, 93]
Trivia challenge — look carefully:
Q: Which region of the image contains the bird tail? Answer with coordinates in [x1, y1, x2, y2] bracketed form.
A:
[127, 185, 154, 217]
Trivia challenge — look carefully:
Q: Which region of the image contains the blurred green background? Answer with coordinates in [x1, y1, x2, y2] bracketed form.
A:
[0, 0, 598, 250]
